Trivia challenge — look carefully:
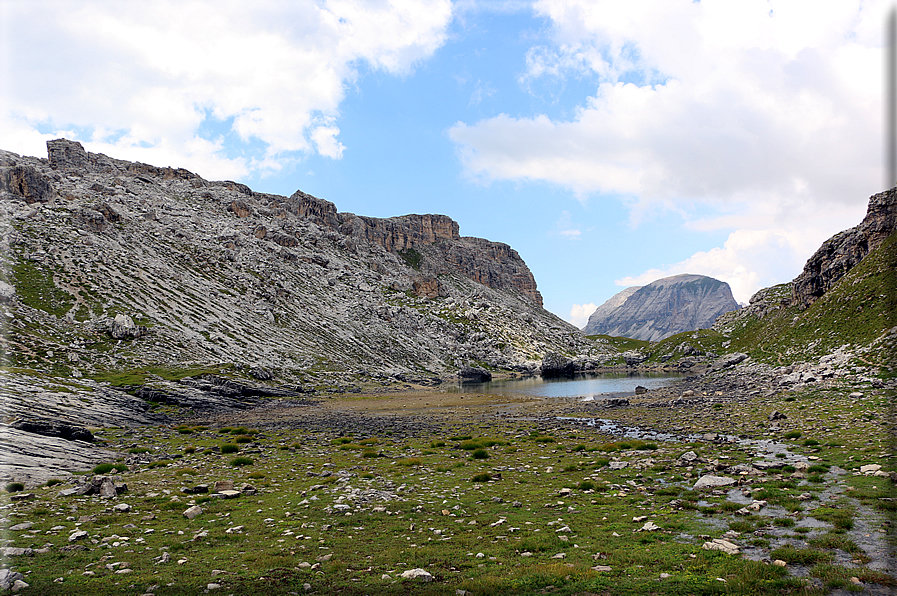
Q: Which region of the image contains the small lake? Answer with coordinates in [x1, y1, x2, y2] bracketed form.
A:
[448, 372, 684, 399]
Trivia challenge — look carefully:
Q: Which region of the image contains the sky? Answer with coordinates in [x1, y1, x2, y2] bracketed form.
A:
[1, 0, 887, 327]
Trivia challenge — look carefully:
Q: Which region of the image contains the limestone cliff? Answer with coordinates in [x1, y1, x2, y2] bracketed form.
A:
[581, 286, 641, 335]
[791, 188, 897, 308]
[582, 274, 740, 342]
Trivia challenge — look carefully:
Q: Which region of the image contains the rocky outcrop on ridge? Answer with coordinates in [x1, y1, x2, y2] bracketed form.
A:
[582, 274, 740, 342]
[791, 187, 897, 308]
[0, 139, 611, 392]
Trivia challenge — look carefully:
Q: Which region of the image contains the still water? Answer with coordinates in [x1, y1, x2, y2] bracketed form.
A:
[449, 372, 684, 399]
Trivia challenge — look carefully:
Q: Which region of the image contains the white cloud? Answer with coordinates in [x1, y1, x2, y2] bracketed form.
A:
[569, 303, 597, 328]
[449, 0, 885, 300]
[2, 0, 452, 175]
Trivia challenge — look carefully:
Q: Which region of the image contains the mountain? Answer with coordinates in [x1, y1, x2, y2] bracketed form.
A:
[0, 139, 613, 391]
[582, 274, 740, 342]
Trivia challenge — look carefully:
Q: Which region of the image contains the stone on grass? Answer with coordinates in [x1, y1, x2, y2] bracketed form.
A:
[399, 568, 433, 582]
[591, 565, 612, 572]
[860, 464, 881, 474]
[68, 530, 88, 542]
[702, 539, 740, 555]
[183, 505, 203, 519]
[693, 475, 736, 490]
[637, 521, 660, 532]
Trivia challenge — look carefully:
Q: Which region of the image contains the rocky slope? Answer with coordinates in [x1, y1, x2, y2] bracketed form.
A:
[582, 274, 740, 342]
[0, 139, 611, 391]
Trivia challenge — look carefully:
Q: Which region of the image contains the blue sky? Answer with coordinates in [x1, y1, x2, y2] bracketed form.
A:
[2, 0, 885, 325]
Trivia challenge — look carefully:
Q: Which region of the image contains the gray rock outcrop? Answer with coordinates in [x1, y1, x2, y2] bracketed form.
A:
[791, 187, 897, 307]
[582, 274, 740, 341]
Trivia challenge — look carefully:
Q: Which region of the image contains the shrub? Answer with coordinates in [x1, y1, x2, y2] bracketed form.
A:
[784, 431, 802, 439]
[184, 446, 196, 454]
[362, 450, 379, 458]
[358, 437, 379, 445]
[45, 478, 63, 487]
[397, 458, 421, 466]
[177, 428, 193, 434]
[803, 439, 820, 447]
[460, 440, 483, 450]
[769, 545, 832, 565]
[92, 463, 128, 474]
[220, 444, 239, 454]
[773, 517, 795, 527]
[128, 447, 150, 454]
[230, 427, 250, 435]
[472, 473, 491, 482]
[147, 460, 173, 469]
[176, 467, 198, 476]
[450, 435, 472, 441]
[578, 480, 595, 491]
[248, 472, 265, 479]
[234, 436, 253, 444]
[430, 441, 446, 448]
[218, 427, 233, 433]
[534, 436, 555, 443]
[471, 449, 489, 460]
[230, 457, 253, 467]
[5, 482, 24, 493]
[572, 444, 586, 452]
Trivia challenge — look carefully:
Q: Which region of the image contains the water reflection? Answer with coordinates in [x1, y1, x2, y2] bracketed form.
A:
[448, 372, 684, 399]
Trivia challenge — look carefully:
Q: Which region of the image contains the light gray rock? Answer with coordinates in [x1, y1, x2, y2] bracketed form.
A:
[702, 538, 740, 555]
[0, 569, 25, 591]
[693, 475, 737, 490]
[183, 505, 203, 519]
[399, 568, 433, 582]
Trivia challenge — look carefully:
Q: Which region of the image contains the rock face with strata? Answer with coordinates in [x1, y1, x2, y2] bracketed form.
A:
[0, 139, 609, 390]
[791, 188, 897, 308]
[582, 274, 740, 342]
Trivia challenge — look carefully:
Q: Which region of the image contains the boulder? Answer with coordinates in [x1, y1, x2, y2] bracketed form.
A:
[541, 352, 574, 377]
[459, 366, 492, 383]
[399, 568, 433, 582]
[110, 314, 146, 340]
[622, 351, 648, 366]
[702, 538, 740, 555]
[693, 475, 737, 490]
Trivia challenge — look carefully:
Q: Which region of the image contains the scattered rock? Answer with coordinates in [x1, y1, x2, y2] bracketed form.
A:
[183, 505, 203, 519]
[702, 539, 740, 555]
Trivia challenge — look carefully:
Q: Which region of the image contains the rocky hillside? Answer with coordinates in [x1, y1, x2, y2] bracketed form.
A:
[0, 139, 612, 393]
[582, 274, 740, 342]
[714, 188, 897, 370]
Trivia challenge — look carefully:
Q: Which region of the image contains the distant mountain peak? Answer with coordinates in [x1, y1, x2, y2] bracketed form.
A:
[582, 274, 739, 341]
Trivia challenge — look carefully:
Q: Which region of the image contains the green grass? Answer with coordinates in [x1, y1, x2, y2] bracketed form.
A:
[220, 444, 239, 454]
[229, 456, 254, 467]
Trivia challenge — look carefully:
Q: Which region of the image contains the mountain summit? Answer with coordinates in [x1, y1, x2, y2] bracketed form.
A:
[582, 274, 739, 341]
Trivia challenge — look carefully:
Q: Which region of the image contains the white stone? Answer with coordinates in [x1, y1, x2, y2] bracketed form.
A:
[693, 475, 737, 490]
[399, 568, 433, 582]
[702, 539, 740, 555]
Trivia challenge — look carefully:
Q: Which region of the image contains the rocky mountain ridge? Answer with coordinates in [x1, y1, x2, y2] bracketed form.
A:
[582, 274, 740, 342]
[0, 139, 609, 391]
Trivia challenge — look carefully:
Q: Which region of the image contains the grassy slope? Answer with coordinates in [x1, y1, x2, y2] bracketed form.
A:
[723, 232, 897, 367]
